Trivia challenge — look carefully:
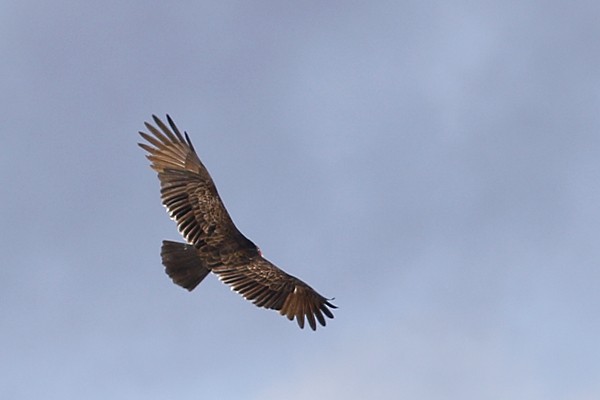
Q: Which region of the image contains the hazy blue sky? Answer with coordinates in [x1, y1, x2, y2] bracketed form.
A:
[2, 1, 599, 399]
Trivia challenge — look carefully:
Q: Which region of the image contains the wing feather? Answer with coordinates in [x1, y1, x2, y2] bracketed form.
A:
[138, 115, 252, 252]
[214, 257, 336, 330]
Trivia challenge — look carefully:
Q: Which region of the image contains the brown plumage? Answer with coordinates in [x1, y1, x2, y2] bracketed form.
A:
[138, 115, 336, 330]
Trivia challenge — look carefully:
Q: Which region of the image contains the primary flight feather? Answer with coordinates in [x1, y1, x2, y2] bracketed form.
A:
[138, 115, 336, 330]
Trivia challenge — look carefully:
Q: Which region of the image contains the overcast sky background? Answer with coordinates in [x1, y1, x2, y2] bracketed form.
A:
[2, 1, 599, 399]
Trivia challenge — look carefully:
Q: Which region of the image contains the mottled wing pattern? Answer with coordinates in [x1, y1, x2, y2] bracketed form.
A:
[214, 257, 336, 330]
[138, 115, 243, 251]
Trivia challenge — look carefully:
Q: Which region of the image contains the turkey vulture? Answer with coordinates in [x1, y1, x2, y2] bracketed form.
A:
[138, 115, 336, 330]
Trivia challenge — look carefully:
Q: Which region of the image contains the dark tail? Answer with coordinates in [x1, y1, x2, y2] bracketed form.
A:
[161, 240, 211, 291]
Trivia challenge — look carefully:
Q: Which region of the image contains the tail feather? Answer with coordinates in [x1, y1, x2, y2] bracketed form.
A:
[161, 240, 210, 291]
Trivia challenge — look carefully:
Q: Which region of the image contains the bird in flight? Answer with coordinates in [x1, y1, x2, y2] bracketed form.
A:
[138, 115, 336, 330]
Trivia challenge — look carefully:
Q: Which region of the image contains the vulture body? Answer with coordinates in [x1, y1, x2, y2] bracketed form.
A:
[138, 115, 336, 330]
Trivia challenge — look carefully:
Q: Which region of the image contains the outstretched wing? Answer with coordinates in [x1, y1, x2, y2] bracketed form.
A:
[214, 257, 337, 330]
[138, 115, 255, 254]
